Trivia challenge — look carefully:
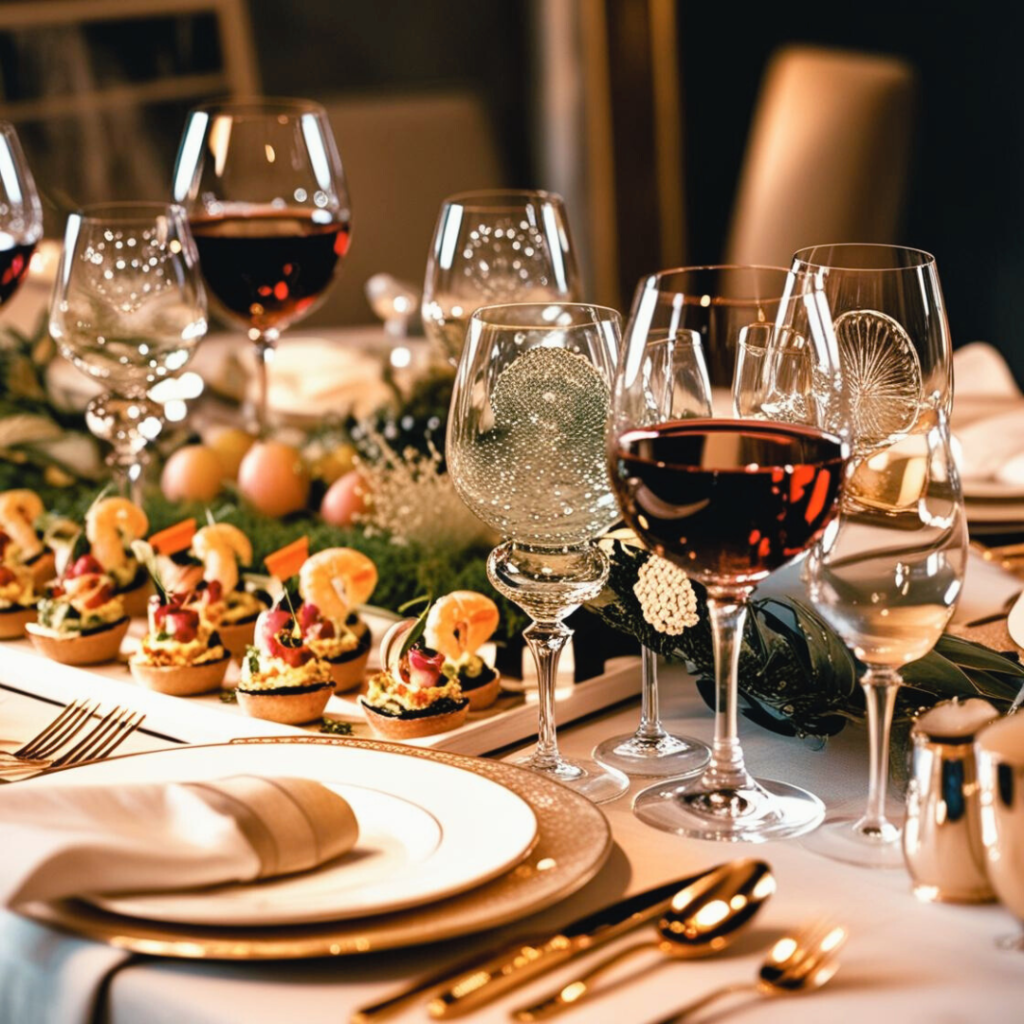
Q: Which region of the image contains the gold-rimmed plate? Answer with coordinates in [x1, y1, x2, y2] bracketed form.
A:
[18, 736, 612, 959]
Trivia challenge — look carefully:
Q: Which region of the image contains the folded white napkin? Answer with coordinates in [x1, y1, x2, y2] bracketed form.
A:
[0, 774, 358, 1024]
[1, 774, 359, 909]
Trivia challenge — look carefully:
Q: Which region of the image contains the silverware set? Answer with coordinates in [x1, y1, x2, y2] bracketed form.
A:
[352, 859, 845, 1023]
[0, 700, 146, 778]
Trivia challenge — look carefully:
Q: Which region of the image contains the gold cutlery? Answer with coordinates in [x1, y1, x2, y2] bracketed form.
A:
[0, 699, 99, 766]
[511, 860, 774, 1021]
[649, 920, 847, 1024]
[351, 861, 770, 1023]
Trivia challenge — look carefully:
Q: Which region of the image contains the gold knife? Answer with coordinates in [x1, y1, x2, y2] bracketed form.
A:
[350, 867, 720, 1022]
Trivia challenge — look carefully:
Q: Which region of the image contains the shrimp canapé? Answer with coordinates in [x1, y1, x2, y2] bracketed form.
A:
[0, 489, 56, 589]
[423, 591, 501, 710]
[297, 547, 378, 691]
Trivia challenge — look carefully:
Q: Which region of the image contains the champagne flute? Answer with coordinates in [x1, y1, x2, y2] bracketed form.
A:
[172, 99, 350, 433]
[447, 302, 628, 803]
[610, 266, 848, 841]
[422, 190, 581, 366]
[0, 122, 43, 310]
[49, 203, 207, 503]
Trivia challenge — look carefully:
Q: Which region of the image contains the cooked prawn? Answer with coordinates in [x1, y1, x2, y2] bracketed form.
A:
[424, 591, 499, 660]
[299, 548, 378, 622]
[86, 497, 149, 571]
[192, 523, 253, 594]
[0, 490, 45, 560]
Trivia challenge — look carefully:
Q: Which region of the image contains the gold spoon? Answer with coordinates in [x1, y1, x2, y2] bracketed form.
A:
[650, 919, 847, 1023]
[512, 860, 775, 1021]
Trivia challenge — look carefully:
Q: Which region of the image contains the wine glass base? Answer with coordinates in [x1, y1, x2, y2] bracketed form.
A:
[633, 775, 824, 842]
[593, 733, 710, 778]
[800, 814, 904, 868]
[513, 754, 629, 805]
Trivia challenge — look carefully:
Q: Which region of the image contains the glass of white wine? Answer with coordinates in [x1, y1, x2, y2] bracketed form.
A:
[421, 190, 582, 366]
[447, 302, 628, 804]
[805, 411, 968, 866]
[49, 203, 207, 503]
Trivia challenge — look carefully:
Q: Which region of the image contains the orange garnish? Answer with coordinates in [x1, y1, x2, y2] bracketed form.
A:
[265, 536, 309, 580]
[148, 518, 197, 555]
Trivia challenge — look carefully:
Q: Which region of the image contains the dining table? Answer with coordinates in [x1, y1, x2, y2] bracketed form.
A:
[2, 547, 1022, 1024]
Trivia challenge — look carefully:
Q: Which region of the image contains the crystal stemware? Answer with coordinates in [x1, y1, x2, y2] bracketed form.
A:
[422, 190, 582, 366]
[49, 203, 207, 503]
[610, 265, 848, 841]
[172, 99, 350, 433]
[447, 302, 628, 803]
[0, 122, 43, 312]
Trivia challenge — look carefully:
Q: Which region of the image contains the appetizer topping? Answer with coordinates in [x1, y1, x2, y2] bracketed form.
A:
[365, 618, 464, 715]
[86, 497, 148, 586]
[0, 562, 35, 610]
[407, 646, 446, 688]
[35, 566, 125, 636]
[67, 553, 104, 579]
[133, 594, 225, 667]
[298, 547, 378, 624]
[239, 606, 331, 692]
[192, 523, 252, 595]
[0, 490, 45, 561]
[423, 591, 499, 687]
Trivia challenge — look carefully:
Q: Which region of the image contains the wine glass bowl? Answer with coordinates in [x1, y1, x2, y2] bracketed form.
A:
[447, 302, 628, 803]
[0, 121, 43, 311]
[422, 190, 581, 365]
[49, 202, 207, 502]
[173, 98, 350, 431]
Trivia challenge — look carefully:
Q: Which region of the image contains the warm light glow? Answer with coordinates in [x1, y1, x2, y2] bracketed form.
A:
[772, 936, 798, 962]
[693, 899, 731, 929]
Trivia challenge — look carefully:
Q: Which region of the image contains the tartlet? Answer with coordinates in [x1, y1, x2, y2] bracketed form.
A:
[84, 497, 151, 617]
[26, 555, 129, 665]
[425, 591, 502, 711]
[0, 562, 37, 640]
[361, 621, 469, 739]
[297, 547, 378, 691]
[237, 607, 335, 725]
[130, 596, 229, 696]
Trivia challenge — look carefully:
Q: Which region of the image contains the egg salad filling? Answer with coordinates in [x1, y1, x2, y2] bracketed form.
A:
[35, 574, 126, 637]
[200, 588, 266, 627]
[305, 615, 369, 662]
[133, 602, 226, 668]
[364, 666, 465, 716]
[239, 646, 333, 693]
[0, 564, 35, 611]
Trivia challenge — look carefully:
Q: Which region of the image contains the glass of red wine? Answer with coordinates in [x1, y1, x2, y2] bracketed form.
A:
[609, 266, 849, 842]
[0, 122, 43, 312]
[172, 99, 350, 433]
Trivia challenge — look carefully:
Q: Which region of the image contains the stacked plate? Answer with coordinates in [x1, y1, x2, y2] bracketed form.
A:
[956, 406, 1024, 535]
[19, 738, 611, 958]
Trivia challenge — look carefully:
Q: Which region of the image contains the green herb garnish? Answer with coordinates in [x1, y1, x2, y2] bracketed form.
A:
[245, 645, 260, 675]
[398, 595, 432, 661]
[219, 689, 238, 704]
[319, 719, 353, 735]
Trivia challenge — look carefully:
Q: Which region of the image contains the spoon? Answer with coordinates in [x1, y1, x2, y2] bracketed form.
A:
[512, 859, 775, 1021]
[650, 919, 848, 1023]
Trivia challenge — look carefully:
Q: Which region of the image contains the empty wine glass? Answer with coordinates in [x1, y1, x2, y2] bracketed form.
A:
[173, 99, 350, 433]
[0, 122, 43, 311]
[49, 203, 207, 503]
[422, 190, 582, 366]
[610, 266, 849, 841]
[447, 302, 628, 803]
[804, 411, 967, 866]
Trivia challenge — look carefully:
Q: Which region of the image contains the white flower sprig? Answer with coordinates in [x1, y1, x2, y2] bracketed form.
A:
[633, 554, 699, 636]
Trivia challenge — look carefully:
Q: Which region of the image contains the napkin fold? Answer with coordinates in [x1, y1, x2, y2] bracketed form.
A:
[1, 774, 359, 909]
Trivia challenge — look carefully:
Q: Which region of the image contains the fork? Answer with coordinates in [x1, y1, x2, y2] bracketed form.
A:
[0, 699, 100, 765]
[0, 705, 146, 777]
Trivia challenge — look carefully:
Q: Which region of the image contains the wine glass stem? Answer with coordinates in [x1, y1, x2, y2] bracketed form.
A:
[523, 619, 572, 770]
[859, 667, 900, 836]
[636, 646, 667, 742]
[252, 329, 278, 436]
[703, 593, 755, 791]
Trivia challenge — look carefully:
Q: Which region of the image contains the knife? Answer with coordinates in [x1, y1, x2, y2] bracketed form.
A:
[350, 869, 714, 1023]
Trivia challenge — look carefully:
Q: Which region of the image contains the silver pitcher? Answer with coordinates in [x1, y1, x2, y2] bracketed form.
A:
[903, 697, 999, 902]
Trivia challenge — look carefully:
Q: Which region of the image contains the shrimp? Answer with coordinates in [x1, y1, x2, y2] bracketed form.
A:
[192, 524, 252, 594]
[298, 548, 378, 623]
[0, 490, 45, 560]
[424, 591, 499, 660]
[86, 497, 149, 571]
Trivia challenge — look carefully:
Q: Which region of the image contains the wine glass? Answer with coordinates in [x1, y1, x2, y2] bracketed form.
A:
[172, 99, 350, 433]
[791, 244, 966, 867]
[0, 122, 43, 311]
[447, 302, 628, 803]
[422, 190, 582, 366]
[610, 266, 848, 841]
[49, 203, 207, 503]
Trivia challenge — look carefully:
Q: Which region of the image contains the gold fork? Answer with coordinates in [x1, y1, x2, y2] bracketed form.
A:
[0, 699, 100, 766]
[0, 705, 146, 777]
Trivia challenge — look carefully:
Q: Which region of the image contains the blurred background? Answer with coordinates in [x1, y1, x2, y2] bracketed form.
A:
[1, 0, 1018, 374]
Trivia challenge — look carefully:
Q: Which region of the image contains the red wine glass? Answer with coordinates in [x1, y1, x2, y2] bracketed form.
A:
[172, 99, 350, 434]
[609, 266, 849, 842]
[0, 122, 43, 311]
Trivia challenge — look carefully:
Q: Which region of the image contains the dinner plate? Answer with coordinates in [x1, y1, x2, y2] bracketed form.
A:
[20, 737, 612, 958]
[25, 739, 538, 926]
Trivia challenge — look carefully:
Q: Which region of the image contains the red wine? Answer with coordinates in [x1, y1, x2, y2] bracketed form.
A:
[190, 210, 349, 331]
[0, 238, 34, 307]
[612, 419, 846, 587]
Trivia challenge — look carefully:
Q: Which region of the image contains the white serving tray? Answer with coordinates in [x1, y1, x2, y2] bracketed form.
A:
[0, 612, 641, 756]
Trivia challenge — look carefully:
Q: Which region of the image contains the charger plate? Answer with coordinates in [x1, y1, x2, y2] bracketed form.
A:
[19, 736, 612, 959]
